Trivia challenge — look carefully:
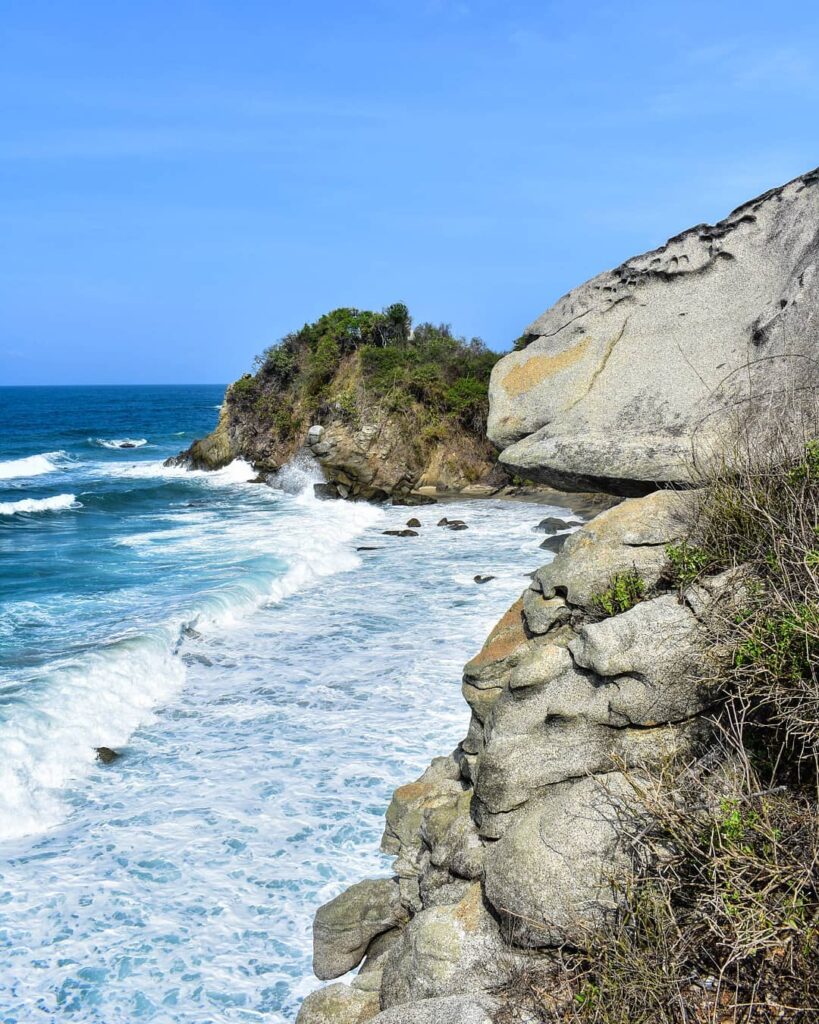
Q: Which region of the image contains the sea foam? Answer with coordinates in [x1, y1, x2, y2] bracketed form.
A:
[0, 452, 63, 480]
[91, 437, 149, 450]
[0, 493, 79, 515]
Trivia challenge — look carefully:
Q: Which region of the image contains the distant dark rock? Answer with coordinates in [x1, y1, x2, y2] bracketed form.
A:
[383, 529, 419, 537]
[540, 534, 570, 554]
[392, 494, 438, 506]
[437, 518, 449, 527]
[357, 546, 381, 551]
[534, 517, 573, 533]
[95, 747, 120, 765]
[406, 518, 422, 528]
[447, 520, 468, 531]
[474, 575, 496, 584]
[313, 483, 339, 500]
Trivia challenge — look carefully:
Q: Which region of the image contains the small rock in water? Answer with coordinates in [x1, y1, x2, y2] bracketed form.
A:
[356, 546, 381, 551]
[437, 518, 449, 527]
[313, 483, 339, 500]
[182, 652, 213, 667]
[540, 534, 569, 553]
[447, 520, 468, 531]
[534, 516, 573, 533]
[383, 529, 418, 537]
[95, 747, 120, 765]
[119, 442, 137, 449]
[392, 494, 437, 506]
[406, 518, 421, 528]
[474, 575, 496, 584]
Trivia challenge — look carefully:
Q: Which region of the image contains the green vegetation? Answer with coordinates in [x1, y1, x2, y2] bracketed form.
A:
[591, 569, 646, 617]
[664, 539, 712, 589]
[235, 302, 502, 443]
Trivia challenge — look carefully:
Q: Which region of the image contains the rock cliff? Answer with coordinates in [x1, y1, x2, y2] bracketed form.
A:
[488, 168, 819, 495]
[297, 490, 719, 1023]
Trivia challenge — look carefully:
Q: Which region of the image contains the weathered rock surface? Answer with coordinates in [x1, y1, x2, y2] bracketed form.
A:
[313, 878, 408, 981]
[379, 885, 508, 1008]
[296, 983, 380, 1024]
[302, 489, 714, 1020]
[483, 773, 637, 947]
[369, 993, 497, 1024]
[488, 168, 819, 494]
[532, 489, 693, 609]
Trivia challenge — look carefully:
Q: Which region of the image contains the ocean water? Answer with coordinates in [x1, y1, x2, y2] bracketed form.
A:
[0, 386, 576, 1023]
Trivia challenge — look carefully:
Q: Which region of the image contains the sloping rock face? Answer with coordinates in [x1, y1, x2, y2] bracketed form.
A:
[488, 168, 819, 494]
[171, 398, 504, 500]
[298, 491, 716, 1022]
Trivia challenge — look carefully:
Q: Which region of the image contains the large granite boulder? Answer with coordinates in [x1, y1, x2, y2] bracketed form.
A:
[313, 878, 408, 981]
[379, 885, 514, 1008]
[531, 489, 693, 610]
[369, 994, 497, 1024]
[483, 773, 638, 947]
[488, 168, 819, 494]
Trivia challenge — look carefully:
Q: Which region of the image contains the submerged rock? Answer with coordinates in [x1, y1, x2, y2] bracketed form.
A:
[382, 529, 418, 537]
[473, 575, 495, 585]
[533, 516, 573, 532]
[95, 747, 120, 765]
[392, 494, 438, 506]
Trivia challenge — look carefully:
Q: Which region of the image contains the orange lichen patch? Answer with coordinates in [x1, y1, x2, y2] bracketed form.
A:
[465, 598, 527, 671]
[393, 780, 436, 805]
[453, 884, 483, 932]
[501, 337, 591, 396]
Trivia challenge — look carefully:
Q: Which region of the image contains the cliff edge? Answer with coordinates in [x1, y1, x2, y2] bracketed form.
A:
[488, 168, 819, 495]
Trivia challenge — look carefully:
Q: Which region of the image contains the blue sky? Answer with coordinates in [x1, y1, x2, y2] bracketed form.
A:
[1, 1, 818, 385]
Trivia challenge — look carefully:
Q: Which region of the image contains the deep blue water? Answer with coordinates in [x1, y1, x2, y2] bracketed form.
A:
[0, 386, 573, 1023]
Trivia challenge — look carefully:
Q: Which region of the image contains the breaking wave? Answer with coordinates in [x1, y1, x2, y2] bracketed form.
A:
[0, 493, 79, 515]
[0, 452, 64, 480]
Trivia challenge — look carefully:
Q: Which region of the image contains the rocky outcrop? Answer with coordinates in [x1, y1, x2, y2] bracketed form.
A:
[305, 422, 504, 501]
[298, 490, 716, 1022]
[488, 168, 819, 494]
[171, 389, 505, 500]
[168, 306, 509, 499]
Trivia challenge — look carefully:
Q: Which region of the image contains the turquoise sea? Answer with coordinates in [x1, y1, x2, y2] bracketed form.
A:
[0, 386, 573, 1023]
